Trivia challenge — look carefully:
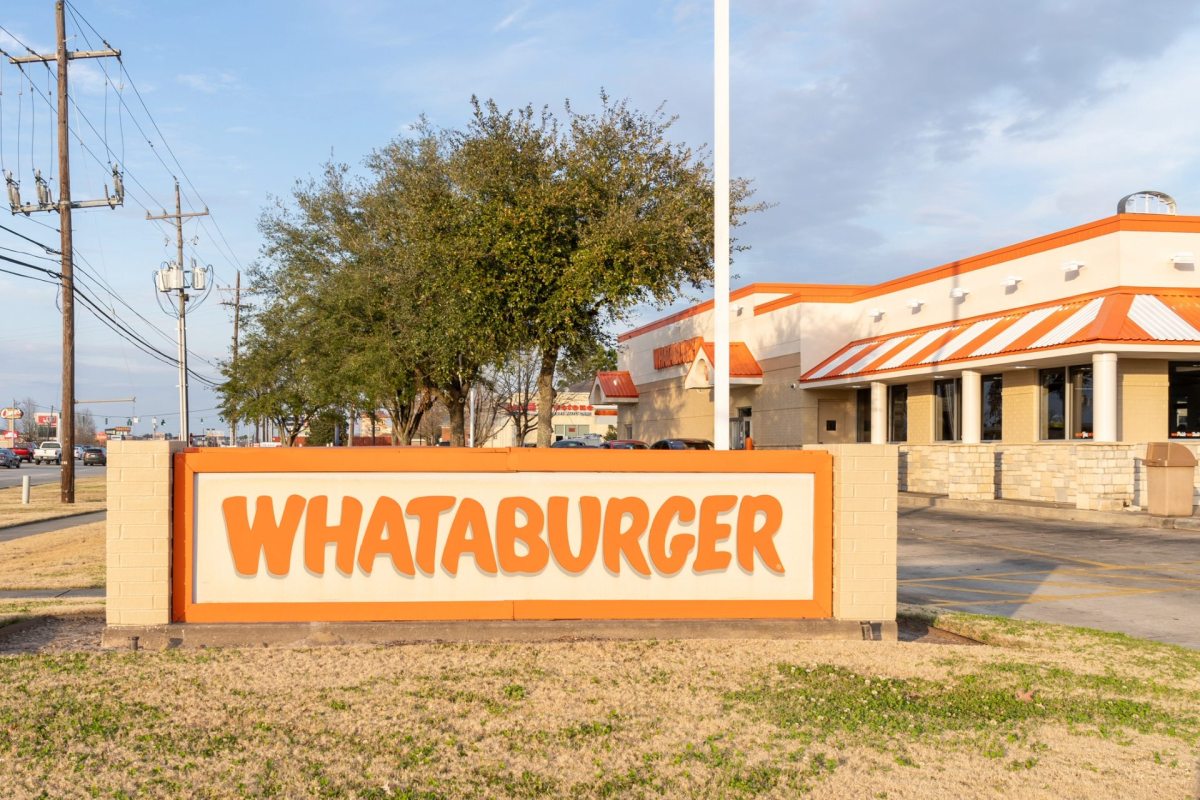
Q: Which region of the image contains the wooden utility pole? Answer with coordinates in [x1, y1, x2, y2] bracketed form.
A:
[220, 270, 242, 446]
[147, 181, 208, 444]
[8, 1, 121, 503]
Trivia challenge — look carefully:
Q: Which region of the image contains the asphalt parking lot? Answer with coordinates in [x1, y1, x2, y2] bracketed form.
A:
[899, 506, 1200, 649]
[0, 462, 106, 490]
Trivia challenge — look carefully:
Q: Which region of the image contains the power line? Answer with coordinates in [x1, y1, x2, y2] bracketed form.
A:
[66, 4, 246, 276]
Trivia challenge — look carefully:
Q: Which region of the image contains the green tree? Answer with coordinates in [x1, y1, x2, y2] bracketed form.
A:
[459, 95, 757, 445]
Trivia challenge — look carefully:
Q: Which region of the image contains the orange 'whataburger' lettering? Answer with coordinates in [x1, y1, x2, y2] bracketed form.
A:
[304, 496, 363, 576]
[648, 496, 696, 575]
[737, 495, 784, 573]
[602, 497, 652, 576]
[441, 498, 498, 576]
[495, 496, 550, 574]
[694, 495, 737, 573]
[547, 496, 601, 574]
[223, 494, 306, 576]
[407, 496, 455, 575]
[357, 497, 415, 576]
[220, 492, 794, 578]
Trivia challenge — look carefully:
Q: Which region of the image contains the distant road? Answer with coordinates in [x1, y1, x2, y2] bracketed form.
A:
[0, 463, 106, 490]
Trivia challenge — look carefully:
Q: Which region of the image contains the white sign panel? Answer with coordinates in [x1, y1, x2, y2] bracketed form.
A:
[192, 471, 817, 605]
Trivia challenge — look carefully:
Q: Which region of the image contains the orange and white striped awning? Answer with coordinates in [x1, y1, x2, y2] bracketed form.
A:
[801, 289, 1200, 384]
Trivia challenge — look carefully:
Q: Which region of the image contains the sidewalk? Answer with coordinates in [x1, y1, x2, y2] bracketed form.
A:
[0, 510, 106, 543]
[900, 492, 1200, 530]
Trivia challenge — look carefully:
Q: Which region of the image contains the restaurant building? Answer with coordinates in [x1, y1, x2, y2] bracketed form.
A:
[593, 195, 1200, 511]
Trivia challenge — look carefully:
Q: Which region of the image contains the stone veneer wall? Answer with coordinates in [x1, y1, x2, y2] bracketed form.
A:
[899, 441, 1200, 512]
[897, 445, 949, 494]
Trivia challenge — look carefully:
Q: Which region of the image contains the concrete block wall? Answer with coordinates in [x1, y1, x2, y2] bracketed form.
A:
[822, 444, 898, 622]
[105, 439, 184, 627]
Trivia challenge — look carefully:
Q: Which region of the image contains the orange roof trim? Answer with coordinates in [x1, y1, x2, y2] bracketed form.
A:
[801, 287, 1200, 384]
[594, 371, 639, 399]
[700, 342, 764, 378]
[617, 213, 1200, 343]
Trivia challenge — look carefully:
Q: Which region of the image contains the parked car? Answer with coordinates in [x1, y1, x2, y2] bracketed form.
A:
[650, 438, 715, 450]
[597, 439, 649, 450]
[11, 442, 34, 462]
[551, 438, 598, 448]
[33, 441, 62, 464]
[0, 448, 20, 469]
[81, 447, 107, 466]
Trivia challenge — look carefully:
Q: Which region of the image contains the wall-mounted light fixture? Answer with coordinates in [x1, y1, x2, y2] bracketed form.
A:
[906, 299, 924, 311]
[1171, 252, 1195, 268]
[1004, 276, 1022, 289]
[868, 308, 885, 321]
[949, 287, 969, 300]
[1061, 260, 1085, 276]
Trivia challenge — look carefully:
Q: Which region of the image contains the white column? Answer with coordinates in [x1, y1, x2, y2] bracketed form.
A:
[961, 369, 981, 444]
[870, 381, 887, 444]
[1093, 352, 1118, 442]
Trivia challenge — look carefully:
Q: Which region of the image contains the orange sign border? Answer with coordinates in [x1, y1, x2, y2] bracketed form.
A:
[172, 447, 833, 623]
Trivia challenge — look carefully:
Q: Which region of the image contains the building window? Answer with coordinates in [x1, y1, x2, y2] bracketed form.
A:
[856, 388, 871, 442]
[934, 378, 962, 441]
[1040, 366, 1092, 440]
[982, 374, 1003, 441]
[1169, 362, 1200, 438]
[888, 385, 907, 442]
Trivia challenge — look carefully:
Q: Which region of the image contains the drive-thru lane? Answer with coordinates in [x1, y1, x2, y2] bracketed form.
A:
[899, 506, 1200, 649]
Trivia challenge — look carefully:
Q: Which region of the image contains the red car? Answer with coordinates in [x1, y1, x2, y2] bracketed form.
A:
[11, 442, 34, 462]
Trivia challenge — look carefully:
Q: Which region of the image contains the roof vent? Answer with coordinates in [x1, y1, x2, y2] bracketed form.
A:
[1117, 191, 1177, 215]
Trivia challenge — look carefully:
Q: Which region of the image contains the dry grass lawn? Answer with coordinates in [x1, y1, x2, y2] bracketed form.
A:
[0, 613, 1197, 799]
[0, 521, 105, 591]
[0, 476, 106, 527]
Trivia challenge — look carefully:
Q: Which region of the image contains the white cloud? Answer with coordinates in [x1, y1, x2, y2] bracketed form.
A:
[177, 71, 241, 94]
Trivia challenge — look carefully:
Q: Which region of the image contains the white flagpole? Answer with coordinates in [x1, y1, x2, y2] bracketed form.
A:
[713, 0, 731, 450]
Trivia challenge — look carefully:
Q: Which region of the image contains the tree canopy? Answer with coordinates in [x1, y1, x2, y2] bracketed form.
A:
[219, 94, 757, 446]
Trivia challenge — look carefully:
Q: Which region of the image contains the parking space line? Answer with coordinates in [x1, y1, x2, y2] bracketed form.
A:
[907, 533, 1117, 568]
[925, 585, 1200, 607]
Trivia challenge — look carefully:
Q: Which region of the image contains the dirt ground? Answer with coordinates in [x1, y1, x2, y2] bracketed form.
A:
[0, 611, 1197, 799]
[0, 521, 104, 589]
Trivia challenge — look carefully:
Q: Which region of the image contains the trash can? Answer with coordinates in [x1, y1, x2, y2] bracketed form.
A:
[1144, 443, 1197, 516]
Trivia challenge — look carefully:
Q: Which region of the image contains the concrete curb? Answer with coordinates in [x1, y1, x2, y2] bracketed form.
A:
[899, 492, 1200, 530]
[102, 618, 899, 650]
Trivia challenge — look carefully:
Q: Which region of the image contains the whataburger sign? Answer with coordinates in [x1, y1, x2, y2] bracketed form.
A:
[174, 449, 832, 623]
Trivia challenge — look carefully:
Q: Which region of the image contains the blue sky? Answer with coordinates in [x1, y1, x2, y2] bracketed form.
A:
[2, 0, 1200, 437]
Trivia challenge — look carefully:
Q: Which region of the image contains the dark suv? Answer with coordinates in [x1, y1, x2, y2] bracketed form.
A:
[649, 438, 714, 450]
[81, 447, 107, 466]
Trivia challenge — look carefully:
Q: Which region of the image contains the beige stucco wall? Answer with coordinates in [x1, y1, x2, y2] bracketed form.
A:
[905, 380, 934, 443]
[106, 439, 184, 627]
[1121, 359, 1168, 442]
[1001, 369, 1039, 442]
